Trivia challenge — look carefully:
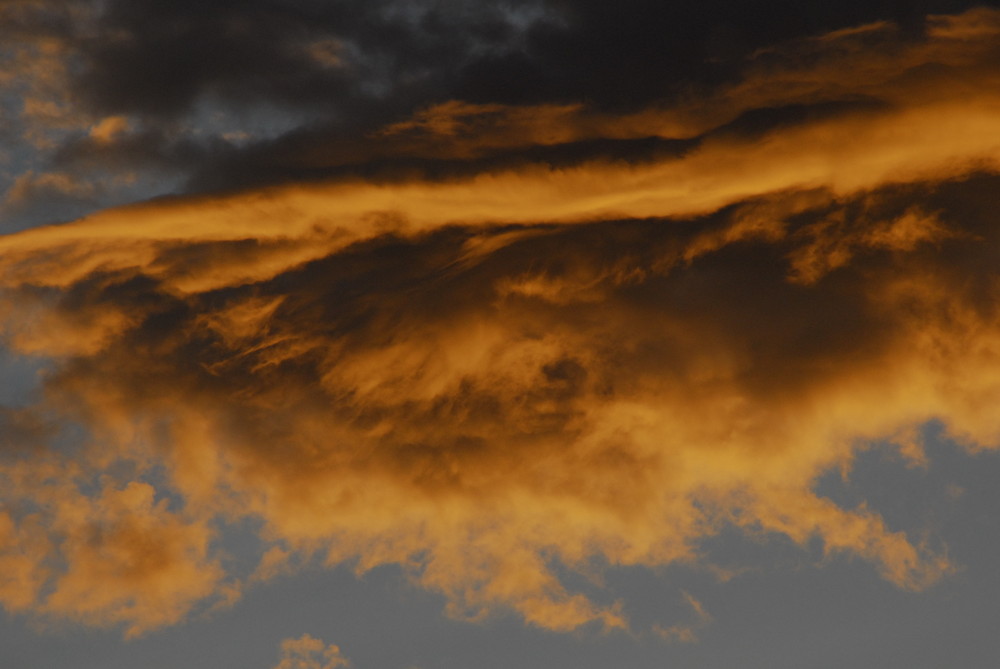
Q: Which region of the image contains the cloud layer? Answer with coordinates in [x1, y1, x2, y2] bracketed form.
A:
[2, 4, 1000, 637]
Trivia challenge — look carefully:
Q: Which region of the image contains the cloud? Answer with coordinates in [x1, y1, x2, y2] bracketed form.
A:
[274, 635, 350, 669]
[653, 592, 713, 643]
[0, 466, 229, 637]
[0, 1, 100, 143]
[0, 0, 569, 228]
[4, 0, 999, 226]
[2, 5, 1000, 638]
[2, 171, 98, 209]
[88, 116, 130, 144]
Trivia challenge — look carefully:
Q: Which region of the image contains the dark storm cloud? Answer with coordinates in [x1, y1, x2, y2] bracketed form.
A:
[3, 0, 566, 216]
[175, 0, 1000, 192]
[17, 0, 998, 124]
[72, 0, 554, 119]
[457, 0, 998, 106]
[5, 0, 1000, 208]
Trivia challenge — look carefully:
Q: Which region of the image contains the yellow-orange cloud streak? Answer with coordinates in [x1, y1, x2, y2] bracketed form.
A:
[1, 90, 998, 298]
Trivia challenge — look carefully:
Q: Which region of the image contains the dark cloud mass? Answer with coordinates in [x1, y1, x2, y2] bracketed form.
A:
[2, 0, 1000, 652]
[3, 0, 998, 201]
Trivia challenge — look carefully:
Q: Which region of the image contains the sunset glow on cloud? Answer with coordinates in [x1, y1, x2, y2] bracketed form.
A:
[2, 2, 1000, 668]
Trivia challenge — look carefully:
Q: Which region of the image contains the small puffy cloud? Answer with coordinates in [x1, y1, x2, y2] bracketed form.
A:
[88, 116, 131, 144]
[274, 635, 350, 669]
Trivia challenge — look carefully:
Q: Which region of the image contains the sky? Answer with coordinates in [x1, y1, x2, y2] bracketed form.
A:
[2, 1, 1000, 667]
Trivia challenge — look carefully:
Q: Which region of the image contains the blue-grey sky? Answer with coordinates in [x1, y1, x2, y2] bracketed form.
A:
[2, 2, 1000, 668]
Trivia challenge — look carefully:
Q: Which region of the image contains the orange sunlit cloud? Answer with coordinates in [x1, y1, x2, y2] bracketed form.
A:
[273, 634, 351, 669]
[1, 6, 1000, 638]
